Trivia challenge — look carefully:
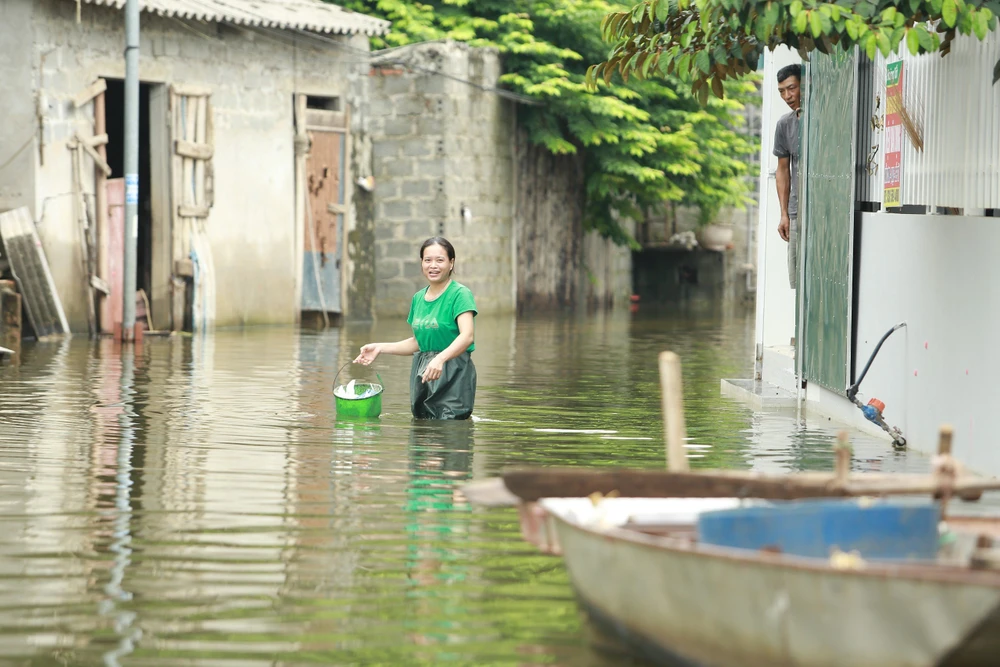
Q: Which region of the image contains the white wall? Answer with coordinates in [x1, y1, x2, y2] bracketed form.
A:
[753, 47, 801, 352]
[856, 211, 1000, 475]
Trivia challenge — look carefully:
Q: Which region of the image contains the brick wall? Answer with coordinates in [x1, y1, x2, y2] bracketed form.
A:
[367, 42, 515, 318]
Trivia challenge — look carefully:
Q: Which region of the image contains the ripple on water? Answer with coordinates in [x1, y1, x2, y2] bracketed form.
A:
[0, 311, 931, 665]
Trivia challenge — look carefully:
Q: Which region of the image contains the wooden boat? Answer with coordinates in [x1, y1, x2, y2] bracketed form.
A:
[518, 495, 1000, 667]
[461, 352, 1000, 666]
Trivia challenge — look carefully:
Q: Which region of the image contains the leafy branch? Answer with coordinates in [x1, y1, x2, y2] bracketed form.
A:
[588, 0, 1000, 103]
[330, 0, 759, 242]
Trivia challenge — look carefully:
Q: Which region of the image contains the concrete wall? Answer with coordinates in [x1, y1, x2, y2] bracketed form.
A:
[753, 46, 802, 350]
[580, 228, 632, 308]
[11, 0, 368, 330]
[0, 0, 36, 217]
[855, 211, 1000, 475]
[367, 42, 516, 318]
[515, 130, 633, 311]
[515, 136, 584, 310]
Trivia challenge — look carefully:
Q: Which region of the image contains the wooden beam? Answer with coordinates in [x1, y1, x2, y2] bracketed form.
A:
[659, 351, 690, 472]
[75, 133, 112, 176]
[174, 259, 194, 278]
[90, 275, 110, 295]
[84, 133, 109, 148]
[72, 79, 107, 108]
[171, 83, 212, 98]
[178, 205, 210, 219]
[461, 468, 1000, 506]
[175, 140, 213, 160]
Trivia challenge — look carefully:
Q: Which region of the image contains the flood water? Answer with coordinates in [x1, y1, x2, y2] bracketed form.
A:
[0, 308, 929, 666]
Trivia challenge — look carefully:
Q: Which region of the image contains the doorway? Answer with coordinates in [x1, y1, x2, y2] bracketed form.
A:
[103, 80, 170, 331]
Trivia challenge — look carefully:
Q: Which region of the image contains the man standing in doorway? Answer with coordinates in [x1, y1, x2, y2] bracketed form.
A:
[774, 64, 802, 289]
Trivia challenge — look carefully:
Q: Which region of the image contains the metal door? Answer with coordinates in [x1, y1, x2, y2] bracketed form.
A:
[800, 49, 858, 393]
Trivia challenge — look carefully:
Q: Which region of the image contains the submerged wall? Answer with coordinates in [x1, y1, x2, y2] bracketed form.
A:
[11, 0, 369, 331]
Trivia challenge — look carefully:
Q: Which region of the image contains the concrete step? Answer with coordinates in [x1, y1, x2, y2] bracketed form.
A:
[721, 378, 797, 410]
[762, 345, 797, 393]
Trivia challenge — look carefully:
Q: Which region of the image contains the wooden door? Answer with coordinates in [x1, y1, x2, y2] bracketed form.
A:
[298, 99, 347, 316]
[170, 85, 215, 332]
[302, 130, 344, 314]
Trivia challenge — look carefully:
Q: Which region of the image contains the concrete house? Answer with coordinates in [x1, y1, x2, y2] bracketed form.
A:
[0, 0, 388, 334]
[732, 34, 1000, 474]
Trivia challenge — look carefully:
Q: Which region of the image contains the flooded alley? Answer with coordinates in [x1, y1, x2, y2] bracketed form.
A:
[0, 309, 929, 665]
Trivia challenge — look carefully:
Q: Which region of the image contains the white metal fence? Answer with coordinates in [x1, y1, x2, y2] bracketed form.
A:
[857, 31, 1000, 212]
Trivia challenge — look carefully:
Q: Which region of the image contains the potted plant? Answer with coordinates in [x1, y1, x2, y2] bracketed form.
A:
[694, 203, 734, 252]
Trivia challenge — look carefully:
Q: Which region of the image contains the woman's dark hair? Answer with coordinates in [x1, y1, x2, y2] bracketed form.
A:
[419, 237, 456, 261]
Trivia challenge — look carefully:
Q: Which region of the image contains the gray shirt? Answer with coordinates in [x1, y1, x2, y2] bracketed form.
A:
[773, 110, 800, 219]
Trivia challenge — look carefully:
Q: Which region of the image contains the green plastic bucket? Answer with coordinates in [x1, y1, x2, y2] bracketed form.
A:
[333, 363, 384, 419]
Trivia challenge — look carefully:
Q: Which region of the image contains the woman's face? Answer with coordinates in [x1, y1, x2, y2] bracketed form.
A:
[421, 243, 454, 286]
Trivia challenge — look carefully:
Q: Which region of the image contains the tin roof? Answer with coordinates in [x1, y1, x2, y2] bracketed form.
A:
[80, 0, 390, 36]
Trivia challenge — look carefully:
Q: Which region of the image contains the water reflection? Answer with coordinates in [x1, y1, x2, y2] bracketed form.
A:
[0, 309, 934, 665]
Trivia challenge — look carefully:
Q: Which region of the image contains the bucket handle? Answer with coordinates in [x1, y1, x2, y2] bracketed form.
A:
[333, 361, 383, 391]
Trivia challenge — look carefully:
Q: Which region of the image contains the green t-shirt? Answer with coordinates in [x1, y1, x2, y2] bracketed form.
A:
[407, 281, 477, 353]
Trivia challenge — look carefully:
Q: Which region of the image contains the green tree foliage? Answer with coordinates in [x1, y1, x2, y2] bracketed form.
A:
[329, 0, 759, 244]
[589, 0, 999, 105]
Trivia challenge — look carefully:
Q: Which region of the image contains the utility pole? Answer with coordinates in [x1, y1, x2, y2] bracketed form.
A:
[122, 0, 140, 340]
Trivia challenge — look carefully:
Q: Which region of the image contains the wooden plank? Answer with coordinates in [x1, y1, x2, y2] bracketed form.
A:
[174, 259, 194, 278]
[77, 133, 112, 176]
[174, 139, 213, 160]
[305, 108, 347, 129]
[194, 96, 207, 206]
[0, 207, 70, 338]
[169, 90, 186, 332]
[204, 94, 215, 208]
[304, 125, 348, 134]
[95, 90, 111, 334]
[149, 85, 172, 333]
[72, 78, 107, 108]
[106, 179, 126, 333]
[171, 83, 212, 98]
[84, 133, 109, 148]
[71, 144, 96, 337]
[183, 98, 197, 208]
[473, 468, 1000, 505]
[178, 205, 210, 219]
[1, 287, 21, 359]
[461, 478, 520, 507]
[90, 275, 110, 295]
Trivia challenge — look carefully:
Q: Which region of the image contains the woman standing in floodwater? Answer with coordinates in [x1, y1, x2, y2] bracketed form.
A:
[355, 237, 478, 420]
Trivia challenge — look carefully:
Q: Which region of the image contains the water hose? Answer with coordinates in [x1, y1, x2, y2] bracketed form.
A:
[847, 322, 907, 449]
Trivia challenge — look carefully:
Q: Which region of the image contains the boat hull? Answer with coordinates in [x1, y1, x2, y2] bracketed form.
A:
[544, 503, 1000, 667]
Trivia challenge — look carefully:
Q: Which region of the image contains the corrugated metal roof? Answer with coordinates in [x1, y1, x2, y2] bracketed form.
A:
[80, 0, 390, 36]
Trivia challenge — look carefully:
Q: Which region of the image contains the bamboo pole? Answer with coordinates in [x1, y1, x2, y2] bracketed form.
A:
[659, 351, 690, 472]
[834, 431, 851, 486]
[937, 424, 955, 519]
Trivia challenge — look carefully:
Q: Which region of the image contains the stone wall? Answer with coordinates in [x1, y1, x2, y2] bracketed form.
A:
[367, 42, 515, 318]
[4, 0, 371, 330]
